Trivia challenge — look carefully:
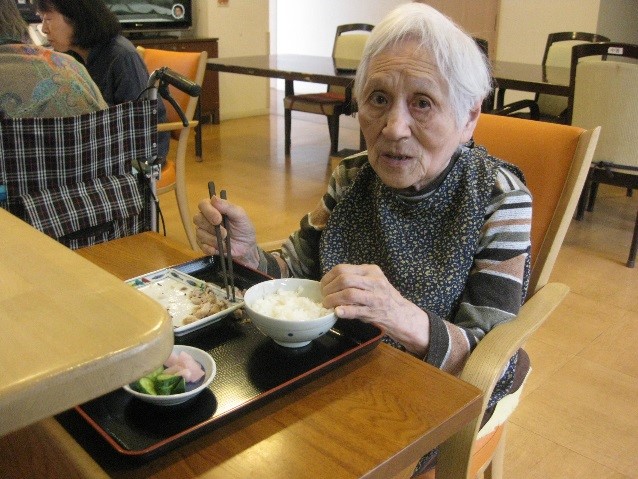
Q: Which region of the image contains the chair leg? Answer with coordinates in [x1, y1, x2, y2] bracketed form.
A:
[576, 180, 590, 220]
[327, 114, 340, 155]
[627, 209, 638, 268]
[586, 181, 599, 212]
[484, 426, 506, 479]
[284, 108, 292, 156]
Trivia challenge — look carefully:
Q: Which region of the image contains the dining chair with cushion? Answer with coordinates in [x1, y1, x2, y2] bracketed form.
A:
[497, 31, 610, 124]
[283, 23, 374, 156]
[569, 42, 638, 267]
[137, 46, 207, 250]
[412, 113, 600, 479]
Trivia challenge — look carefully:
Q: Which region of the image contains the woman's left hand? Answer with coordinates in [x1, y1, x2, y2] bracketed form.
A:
[320, 264, 430, 355]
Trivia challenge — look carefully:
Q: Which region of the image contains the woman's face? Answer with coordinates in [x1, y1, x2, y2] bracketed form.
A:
[357, 39, 480, 192]
[39, 9, 75, 53]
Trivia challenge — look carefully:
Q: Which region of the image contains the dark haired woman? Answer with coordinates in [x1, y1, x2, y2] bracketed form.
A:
[35, 0, 169, 160]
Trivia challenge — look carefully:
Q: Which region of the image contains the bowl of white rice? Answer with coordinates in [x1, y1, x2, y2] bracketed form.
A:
[243, 278, 337, 348]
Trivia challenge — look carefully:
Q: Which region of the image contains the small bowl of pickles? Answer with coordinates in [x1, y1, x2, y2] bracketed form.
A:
[123, 345, 216, 406]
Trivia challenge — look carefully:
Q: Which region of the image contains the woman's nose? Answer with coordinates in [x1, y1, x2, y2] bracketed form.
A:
[382, 103, 411, 141]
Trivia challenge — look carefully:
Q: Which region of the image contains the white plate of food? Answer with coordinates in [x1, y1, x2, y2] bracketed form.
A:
[127, 268, 243, 336]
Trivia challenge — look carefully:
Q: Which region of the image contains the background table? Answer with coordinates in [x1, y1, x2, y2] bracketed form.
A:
[0, 232, 482, 479]
[491, 61, 571, 108]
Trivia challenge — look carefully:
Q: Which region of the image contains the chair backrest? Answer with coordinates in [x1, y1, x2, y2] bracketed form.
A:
[473, 113, 600, 294]
[537, 32, 610, 118]
[436, 113, 598, 478]
[0, 101, 157, 249]
[330, 24, 374, 94]
[332, 23, 374, 60]
[136, 47, 207, 131]
[569, 42, 638, 169]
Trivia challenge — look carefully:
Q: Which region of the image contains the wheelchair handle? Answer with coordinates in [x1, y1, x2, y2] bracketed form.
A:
[147, 67, 202, 127]
[153, 66, 202, 97]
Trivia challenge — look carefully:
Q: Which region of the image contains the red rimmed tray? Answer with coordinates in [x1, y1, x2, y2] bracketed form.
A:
[57, 256, 384, 461]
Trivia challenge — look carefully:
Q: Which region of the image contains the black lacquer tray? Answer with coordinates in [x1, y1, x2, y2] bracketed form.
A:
[58, 256, 384, 461]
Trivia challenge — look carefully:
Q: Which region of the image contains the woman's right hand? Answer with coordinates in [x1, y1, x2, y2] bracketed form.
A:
[193, 196, 260, 269]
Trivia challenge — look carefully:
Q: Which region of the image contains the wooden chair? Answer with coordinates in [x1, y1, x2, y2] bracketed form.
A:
[569, 42, 638, 267]
[427, 114, 600, 479]
[497, 32, 610, 123]
[137, 46, 207, 250]
[283, 24, 373, 156]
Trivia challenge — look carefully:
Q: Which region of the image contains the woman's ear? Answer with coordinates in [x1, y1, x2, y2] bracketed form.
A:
[460, 102, 481, 143]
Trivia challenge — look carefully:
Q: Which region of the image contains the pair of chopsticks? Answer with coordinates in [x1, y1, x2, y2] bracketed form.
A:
[208, 181, 235, 302]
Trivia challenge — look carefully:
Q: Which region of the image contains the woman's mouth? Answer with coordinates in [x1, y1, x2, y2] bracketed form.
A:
[382, 152, 411, 162]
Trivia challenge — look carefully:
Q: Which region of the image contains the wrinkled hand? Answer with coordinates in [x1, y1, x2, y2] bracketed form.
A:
[320, 264, 430, 355]
[193, 196, 260, 268]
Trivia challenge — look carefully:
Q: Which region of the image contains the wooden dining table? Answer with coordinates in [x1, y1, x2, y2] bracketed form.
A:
[0, 232, 483, 479]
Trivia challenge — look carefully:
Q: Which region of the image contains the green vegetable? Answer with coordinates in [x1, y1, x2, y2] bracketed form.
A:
[132, 377, 157, 395]
[130, 368, 186, 396]
[155, 374, 185, 395]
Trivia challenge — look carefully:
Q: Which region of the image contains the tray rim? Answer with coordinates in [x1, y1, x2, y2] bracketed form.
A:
[74, 322, 382, 457]
[71, 256, 384, 459]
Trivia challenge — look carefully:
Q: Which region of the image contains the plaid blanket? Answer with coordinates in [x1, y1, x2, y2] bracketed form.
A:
[0, 101, 158, 249]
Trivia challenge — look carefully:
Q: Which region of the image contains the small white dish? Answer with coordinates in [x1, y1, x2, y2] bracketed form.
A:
[243, 278, 337, 348]
[126, 268, 243, 336]
[123, 345, 216, 406]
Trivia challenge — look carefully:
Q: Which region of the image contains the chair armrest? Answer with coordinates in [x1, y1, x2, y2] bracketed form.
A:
[157, 120, 198, 132]
[435, 282, 570, 479]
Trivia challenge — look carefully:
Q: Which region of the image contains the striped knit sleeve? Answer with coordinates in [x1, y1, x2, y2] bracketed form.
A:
[425, 166, 532, 375]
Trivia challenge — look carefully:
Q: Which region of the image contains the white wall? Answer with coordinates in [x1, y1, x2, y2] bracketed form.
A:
[597, 0, 638, 44]
[496, 0, 601, 63]
[496, 0, 600, 103]
[194, 0, 270, 120]
[273, 0, 407, 94]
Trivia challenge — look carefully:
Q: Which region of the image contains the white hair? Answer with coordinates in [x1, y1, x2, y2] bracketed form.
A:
[354, 3, 492, 127]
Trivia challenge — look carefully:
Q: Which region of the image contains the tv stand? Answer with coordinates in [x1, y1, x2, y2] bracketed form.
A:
[127, 33, 180, 41]
[131, 36, 219, 125]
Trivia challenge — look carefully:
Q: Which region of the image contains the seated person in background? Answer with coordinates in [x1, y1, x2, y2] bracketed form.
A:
[34, 0, 169, 161]
[194, 3, 532, 476]
[0, 0, 107, 117]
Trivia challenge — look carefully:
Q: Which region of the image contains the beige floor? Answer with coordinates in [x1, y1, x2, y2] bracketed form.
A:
[158, 89, 638, 479]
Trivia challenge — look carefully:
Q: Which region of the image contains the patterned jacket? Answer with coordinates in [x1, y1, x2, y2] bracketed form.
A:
[0, 43, 107, 118]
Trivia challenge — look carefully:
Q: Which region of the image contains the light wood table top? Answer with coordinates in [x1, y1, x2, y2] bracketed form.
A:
[0, 232, 482, 478]
[0, 212, 174, 437]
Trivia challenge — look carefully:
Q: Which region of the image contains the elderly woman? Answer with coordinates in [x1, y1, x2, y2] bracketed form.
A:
[195, 3, 532, 475]
[34, 0, 169, 160]
[0, 0, 107, 117]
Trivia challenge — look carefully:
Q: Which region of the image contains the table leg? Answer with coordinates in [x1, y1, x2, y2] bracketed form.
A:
[285, 79, 294, 97]
[195, 99, 202, 162]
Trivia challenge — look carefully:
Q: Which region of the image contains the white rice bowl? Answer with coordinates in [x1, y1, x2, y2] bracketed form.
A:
[244, 278, 337, 348]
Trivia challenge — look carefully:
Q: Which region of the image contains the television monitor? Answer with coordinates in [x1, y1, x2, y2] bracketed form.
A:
[103, 0, 193, 37]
